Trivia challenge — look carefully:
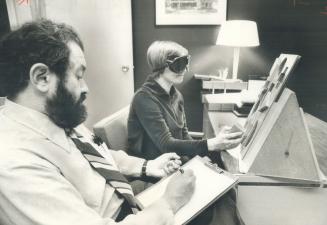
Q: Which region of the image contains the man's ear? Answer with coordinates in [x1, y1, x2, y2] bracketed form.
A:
[29, 63, 54, 92]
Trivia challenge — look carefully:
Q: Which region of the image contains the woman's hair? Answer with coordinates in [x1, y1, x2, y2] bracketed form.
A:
[147, 40, 188, 79]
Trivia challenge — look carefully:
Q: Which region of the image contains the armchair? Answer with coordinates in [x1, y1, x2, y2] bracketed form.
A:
[93, 105, 130, 151]
[93, 105, 204, 151]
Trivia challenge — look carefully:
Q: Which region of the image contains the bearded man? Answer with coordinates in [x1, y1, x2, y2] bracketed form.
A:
[0, 20, 195, 225]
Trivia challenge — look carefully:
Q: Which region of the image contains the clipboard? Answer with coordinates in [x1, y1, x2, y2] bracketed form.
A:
[136, 156, 238, 225]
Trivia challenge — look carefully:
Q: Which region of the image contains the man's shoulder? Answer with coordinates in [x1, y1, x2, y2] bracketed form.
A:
[0, 112, 42, 143]
[0, 116, 63, 169]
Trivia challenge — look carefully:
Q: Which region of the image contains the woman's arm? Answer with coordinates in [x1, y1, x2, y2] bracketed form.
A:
[181, 110, 193, 141]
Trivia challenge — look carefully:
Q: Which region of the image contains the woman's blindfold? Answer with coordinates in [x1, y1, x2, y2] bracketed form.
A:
[153, 55, 190, 74]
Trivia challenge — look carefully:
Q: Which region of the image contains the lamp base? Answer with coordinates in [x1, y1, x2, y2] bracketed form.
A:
[232, 47, 240, 80]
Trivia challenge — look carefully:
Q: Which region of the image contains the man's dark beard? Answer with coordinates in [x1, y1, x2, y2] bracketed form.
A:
[45, 79, 87, 129]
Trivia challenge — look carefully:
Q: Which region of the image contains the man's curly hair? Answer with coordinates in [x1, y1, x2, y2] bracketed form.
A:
[0, 19, 83, 98]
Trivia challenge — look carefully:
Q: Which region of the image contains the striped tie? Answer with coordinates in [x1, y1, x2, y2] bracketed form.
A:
[70, 135, 139, 214]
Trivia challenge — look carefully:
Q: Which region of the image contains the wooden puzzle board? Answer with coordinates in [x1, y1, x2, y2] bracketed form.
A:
[240, 54, 301, 158]
[234, 54, 322, 181]
[239, 89, 321, 182]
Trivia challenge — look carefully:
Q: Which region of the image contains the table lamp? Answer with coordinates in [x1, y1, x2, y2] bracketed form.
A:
[216, 20, 260, 80]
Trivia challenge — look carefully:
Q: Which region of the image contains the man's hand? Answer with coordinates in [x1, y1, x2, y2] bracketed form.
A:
[146, 153, 182, 178]
[162, 169, 196, 214]
[207, 126, 243, 151]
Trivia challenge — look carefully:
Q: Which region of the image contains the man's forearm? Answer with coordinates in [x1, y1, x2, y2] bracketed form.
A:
[110, 150, 145, 177]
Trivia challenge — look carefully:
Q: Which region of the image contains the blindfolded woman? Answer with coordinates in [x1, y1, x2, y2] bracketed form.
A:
[127, 40, 245, 225]
[127, 40, 243, 163]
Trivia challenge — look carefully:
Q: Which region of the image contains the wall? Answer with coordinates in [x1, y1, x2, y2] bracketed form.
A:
[0, 1, 10, 97]
[42, 0, 135, 129]
[0, 0, 10, 37]
[132, 0, 327, 131]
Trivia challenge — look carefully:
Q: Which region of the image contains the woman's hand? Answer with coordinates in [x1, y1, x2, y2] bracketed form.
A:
[207, 126, 243, 151]
[146, 153, 182, 178]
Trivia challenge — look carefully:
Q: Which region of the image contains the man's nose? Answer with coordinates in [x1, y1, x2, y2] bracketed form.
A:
[80, 79, 89, 93]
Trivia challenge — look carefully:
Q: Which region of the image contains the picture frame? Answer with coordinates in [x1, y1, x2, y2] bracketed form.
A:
[156, 0, 227, 25]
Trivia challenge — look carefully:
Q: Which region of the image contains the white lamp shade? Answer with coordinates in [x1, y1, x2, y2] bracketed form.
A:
[216, 20, 260, 47]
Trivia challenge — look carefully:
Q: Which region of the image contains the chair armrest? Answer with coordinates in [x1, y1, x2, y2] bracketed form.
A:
[189, 131, 204, 139]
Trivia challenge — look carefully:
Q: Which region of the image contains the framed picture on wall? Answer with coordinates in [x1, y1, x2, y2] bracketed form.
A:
[156, 0, 227, 25]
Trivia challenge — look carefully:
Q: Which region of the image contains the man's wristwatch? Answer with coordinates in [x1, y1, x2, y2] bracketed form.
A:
[141, 160, 148, 178]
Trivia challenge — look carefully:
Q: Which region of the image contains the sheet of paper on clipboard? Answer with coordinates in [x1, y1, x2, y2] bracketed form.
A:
[136, 156, 238, 225]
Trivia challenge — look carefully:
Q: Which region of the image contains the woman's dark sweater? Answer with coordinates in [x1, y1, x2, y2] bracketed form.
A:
[127, 77, 208, 160]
